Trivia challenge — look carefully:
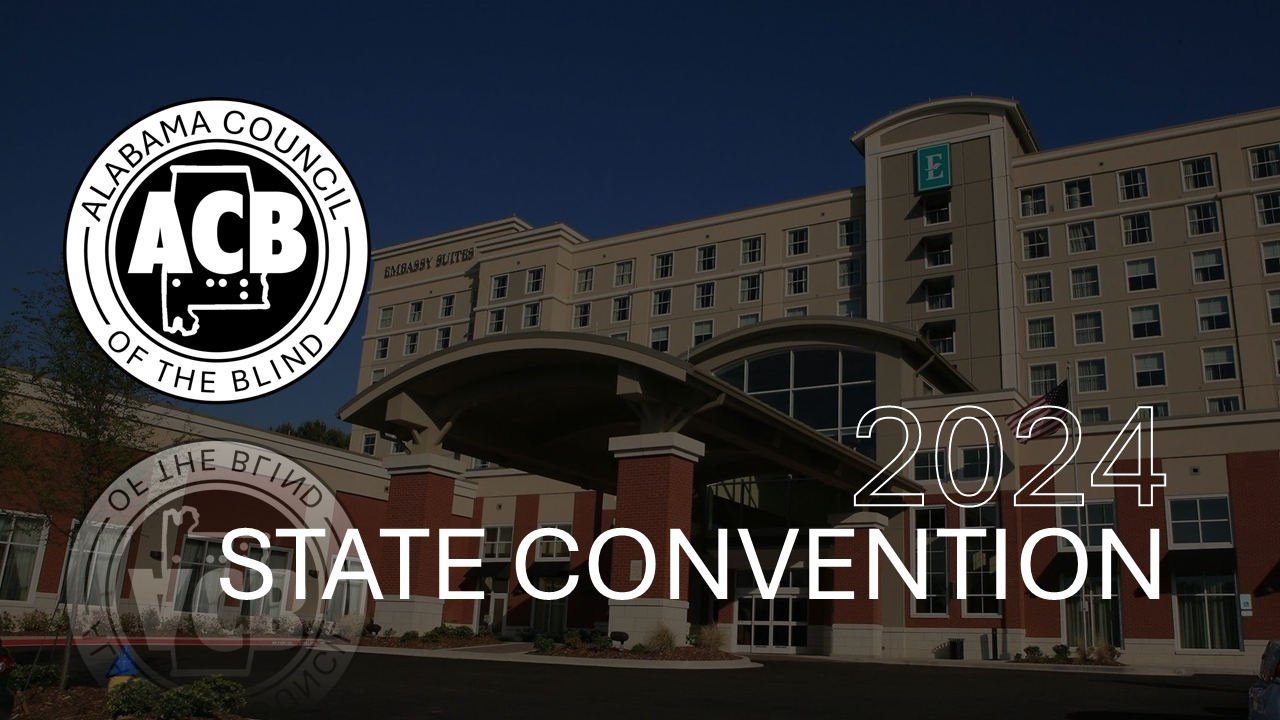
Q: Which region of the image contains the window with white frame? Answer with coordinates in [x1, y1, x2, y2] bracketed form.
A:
[1080, 407, 1110, 424]
[923, 193, 950, 225]
[1174, 571, 1241, 650]
[1030, 363, 1058, 396]
[1192, 249, 1225, 283]
[1074, 311, 1103, 345]
[373, 337, 388, 360]
[1060, 501, 1115, 548]
[377, 306, 393, 329]
[692, 320, 714, 346]
[786, 267, 808, 295]
[1208, 396, 1241, 414]
[962, 504, 1000, 615]
[403, 332, 419, 355]
[912, 450, 944, 483]
[650, 326, 669, 352]
[697, 244, 717, 271]
[784, 306, 807, 318]
[490, 274, 508, 300]
[1064, 177, 1093, 209]
[957, 446, 990, 481]
[1118, 168, 1148, 201]
[741, 235, 762, 264]
[609, 332, 628, 342]
[1257, 192, 1280, 226]
[1265, 240, 1280, 275]
[838, 299, 862, 318]
[435, 326, 451, 350]
[1170, 497, 1232, 546]
[695, 281, 715, 309]
[1268, 289, 1280, 324]
[1197, 296, 1231, 331]
[652, 288, 672, 316]
[1135, 352, 1166, 387]
[925, 278, 953, 310]
[324, 555, 368, 623]
[1202, 346, 1237, 381]
[1181, 156, 1215, 190]
[573, 302, 591, 328]
[654, 252, 674, 280]
[536, 523, 573, 560]
[576, 268, 594, 293]
[1020, 186, 1047, 216]
[786, 228, 809, 256]
[471, 457, 491, 470]
[370, 368, 385, 384]
[1130, 304, 1161, 339]
[1187, 202, 1220, 236]
[1274, 339, 1280, 376]
[1078, 358, 1107, 392]
[360, 433, 376, 455]
[1251, 144, 1280, 180]
[408, 300, 423, 324]
[1027, 317, 1056, 350]
[1139, 402, 1171, 419]
[614, 260, 634, 287]
[526, 266, 544, 294]
[1071, 266, 1100, 299]
[739, 275, 761, 303]
[0, 511, 42, 602]
[611, 295, 630, 323]
[1126, 258, 1157, 291]
[924, 235, 952, 267]
[739, 313, 760, 327]
[838, 219, 863, 248]
[923, 321, 955, 355]
[487, 308, 505, 334]
[174, 536, 225, 613]
[1122, 212, 1152, 245]
[482, 526, 514, 560]
[1025, 272, 1053, 304]
[1067, 221, 1097, 254]
[523, 302, 541, 329]
[914, 506, 948, 615]
[838, 258, 862, 288]
[439, 294, 455, 318]
[1023, 229, 1050, 259]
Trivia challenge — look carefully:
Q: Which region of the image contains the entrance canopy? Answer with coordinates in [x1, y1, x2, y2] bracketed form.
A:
[339, 333, 918, 496]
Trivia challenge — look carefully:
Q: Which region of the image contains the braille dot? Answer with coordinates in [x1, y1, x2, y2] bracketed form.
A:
[239, 291, 248, 300]
[171, 278, 181, 287]
[206, 279, 214, 287]
[240, 278, 248, 287]
[218, 278, 227, 287]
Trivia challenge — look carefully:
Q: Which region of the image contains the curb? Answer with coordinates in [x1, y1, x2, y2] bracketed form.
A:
[349, 644, 760, 670]
[800, 654, 1254, 677]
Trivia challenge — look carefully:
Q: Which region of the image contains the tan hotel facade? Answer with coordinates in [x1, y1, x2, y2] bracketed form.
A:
[337, 98, 1280, 669]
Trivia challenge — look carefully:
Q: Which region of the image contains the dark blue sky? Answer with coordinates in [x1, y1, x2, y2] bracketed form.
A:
[3, 1, 1277, 432]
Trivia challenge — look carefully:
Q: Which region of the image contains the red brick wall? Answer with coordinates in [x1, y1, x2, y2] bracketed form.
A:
[831, 529, 880, 625]
[568, 491, 607, 629]
[380, 472, 455, 601]
[503, 494, 540, 626]
[609, 454, 694, 599]
[1112, 458, 1171, 640]
[1227, 451, 1280, 640]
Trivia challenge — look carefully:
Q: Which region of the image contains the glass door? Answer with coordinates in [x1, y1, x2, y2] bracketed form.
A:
[733, 569, 809, 654]
[476, 575, 508, 636]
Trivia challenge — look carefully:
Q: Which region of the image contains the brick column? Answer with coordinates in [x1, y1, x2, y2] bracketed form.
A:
[606, 432, 704, 644]
[374, 453, 465, 633]
[824, 511, 887, 656]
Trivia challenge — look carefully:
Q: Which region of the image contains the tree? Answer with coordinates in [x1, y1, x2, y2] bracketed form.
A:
[270, 419, 350, 449]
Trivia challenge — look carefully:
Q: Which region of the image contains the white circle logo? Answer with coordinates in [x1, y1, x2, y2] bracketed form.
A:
[65, 98, 369, 402]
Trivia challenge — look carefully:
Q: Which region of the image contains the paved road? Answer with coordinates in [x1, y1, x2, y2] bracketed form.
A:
[12, 646, 1254, 719]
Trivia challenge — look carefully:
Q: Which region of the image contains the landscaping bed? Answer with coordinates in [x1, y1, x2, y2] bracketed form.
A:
[8, 674, 249, 720]
[1011, 643, 1124, 666]
[10, 685, 247, 720]
[537, 645, 741, 661]
[528, 625, 740, 662]
[357, 635, 501, 650]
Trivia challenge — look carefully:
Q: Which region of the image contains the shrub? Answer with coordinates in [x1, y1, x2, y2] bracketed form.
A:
[7, 663, 60, 690]
[273, 614, 303, 637]
[445, 625, 474, 640]
[17, 610, 53, 635]
[333, 614, 365, 639]
[1073, 645, 1091, 664]
[118, 612, 142, 635]
[690, 624, 724, 651]
[400, 630, 420, 643]
[517, 627, 537, 642]
[533, 636, 554, 654]
[562, 630, 582, 649]
[476, 622, 492, 637]
[1051, 643, 1070, 661]
[189, 675, 247, 714]
[591, 634, 613, 651]
[381, 626, 395, 638]
[1097, 642, 1122, 663]
[1014, 653, 1023, 661]
[140, 608, 162, 632]
[630, 643, 648, 654]
[646, 624, 676, 655]
[107, 679, 163, 717]
[0, 611, 14, 635]
[1023, 645, 1044, 660]
[152, 685, 203, 720]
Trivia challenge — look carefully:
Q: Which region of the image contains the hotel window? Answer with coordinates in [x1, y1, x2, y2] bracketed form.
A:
[369, 369, 385, 385]
[1135, 352, 1166, 387]
[390, 440, 405, 455]
[1187, 202, 1220, 236]
[490, 274, 508, 300]
[487, 308, 505, 334]
[1067, 221, 1096, 254]
[1025, 272, 1053, 304]
[1070, 266, 1100, 299]
[837, 299, 862, 318]
[923, 193, 950, 225]
[1022, 229, 1050, 260]
[526, 267, 544, 294]
[573, 302, 591, 328]
[1074, 311, 1103, 345]
[1192, 249, 1225, 283]
[1030, 363, 1058, 396]
[1251, 144, 1280, 180]
[692, 320, 714, 346]
[611, 295, 630, 323]
[403, 332, 419, 355]
[925, 278, 953, 311]
[360, 433, 376, 456]
[1274, 339, 1280, 376]
[323, 556, 368, 623]
[652, 288, 672, 316]
[785, 307, 807, 318]
[838, 218, 863, 248]
[377, 306, 393, 329]
[0, 511, 42, 602]
[914, 506, 948, 615]
[924, 235, 952, 267]
[1208, 396, 1241, 414]
[739, 274, 760, 303]
[1020, 185, 1047, 217]
[1118, 168, 1148, 201]
[576, 268, 594, 293]
[654, 252, 674, 280]
[650, 327, 669, 352]
[536, 523, 573, 560]
[610, 332, 628, 342]
[523, 302, 541, 329]
[739, 313, 760, 327]
[913, 450, 942, 483]
[1064, 177, 1093, 210]
[924, 321, 955, 355]
[1139, 402, 1171, 419]
[1170, 497, 1232, 547]
[838, 258, 862, 288]
[1130, 304, 1161, 339]
[786, 267, 809, 295]
[1201, 345, 1237, 381]
[435, 327, 451, 350]
[481, 526, 514, 560]
[439, 294, 455, 318]
[1122, 212, 1153, 246]
[1027, 317, 1055, 350]
[1257, 192, 1280, 226]
[697, 244, 717, 272]
[408, 300, 423, 324]
[1077, 358, 1108, 393]
[962, 504, 1000, 615]
[471, 458, 491, 470]
[1060, 501, 1115, 549]
[695, 281, 715, 309]
[1268, 289, 1280, 324]
[1181, 156, 1215, 190]
[1197, 296, 1231, 331]
[1079, 407, 1110, 424]
[1126, 258, 1157, 291]
[614, 260, 634, 287]
[740, 235, 762, 264]
[786, 228, 809, 256]
[1265, 240, 1280, 275]
[1175, 571, 1241, 650]
[174, 537, 226, 613]
[373, 337, 388, 360]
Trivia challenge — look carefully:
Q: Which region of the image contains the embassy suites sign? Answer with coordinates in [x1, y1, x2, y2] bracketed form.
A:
[383, 247, 475, 279]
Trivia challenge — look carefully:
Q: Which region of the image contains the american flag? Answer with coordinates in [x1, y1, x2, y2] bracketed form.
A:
[1005, 380, 1071, 443]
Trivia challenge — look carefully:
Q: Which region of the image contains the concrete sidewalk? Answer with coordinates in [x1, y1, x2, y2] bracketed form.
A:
[766, 652, 1254, 677]
[350, 642, 760, 670]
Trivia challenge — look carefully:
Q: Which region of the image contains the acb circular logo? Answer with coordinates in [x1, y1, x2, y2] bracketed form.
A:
[65, 98, 369, 402]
